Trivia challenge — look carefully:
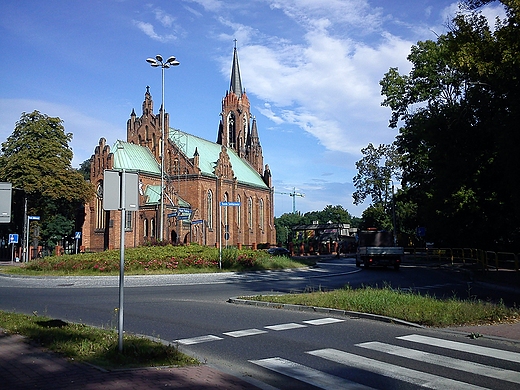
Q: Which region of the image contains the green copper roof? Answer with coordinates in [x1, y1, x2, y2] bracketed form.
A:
[170, 129, 267, 189]
[111, 140, 160, 175]
[144, 185, 190, 207]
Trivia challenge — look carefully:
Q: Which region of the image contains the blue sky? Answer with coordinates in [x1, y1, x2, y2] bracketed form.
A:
[0, 0, 506, 217]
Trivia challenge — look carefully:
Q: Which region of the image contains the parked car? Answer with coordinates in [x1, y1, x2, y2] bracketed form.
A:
[267, 247, 291, 257]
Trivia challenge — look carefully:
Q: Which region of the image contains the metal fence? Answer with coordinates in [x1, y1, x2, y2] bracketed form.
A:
[405, 247, 519, 272]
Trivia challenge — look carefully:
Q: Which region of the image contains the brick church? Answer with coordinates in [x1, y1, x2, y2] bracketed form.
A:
[82, 46, 276, 251]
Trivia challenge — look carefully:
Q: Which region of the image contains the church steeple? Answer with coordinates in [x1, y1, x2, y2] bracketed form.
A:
[229, 40, 243, 98]
[217, 43, 265, 177]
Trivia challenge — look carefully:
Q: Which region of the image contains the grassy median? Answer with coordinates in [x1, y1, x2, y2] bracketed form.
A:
[0, 244, 313, 276]
[241, 285, 520, 327]
[0, 310, 198, 369]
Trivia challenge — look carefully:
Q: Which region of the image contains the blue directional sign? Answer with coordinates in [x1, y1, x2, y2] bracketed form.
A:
[191, 219, 204, 225]
[75, 232, 81, 239]
[8, 234, 18, 244]
[28, 215, 40, 221]
[220, 201, 241, 207]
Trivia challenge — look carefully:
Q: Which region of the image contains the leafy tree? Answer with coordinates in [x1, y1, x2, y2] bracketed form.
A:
[78, 159, 91, 181]
[352, 143, 401, 230]
[379, 1, 520, 249]
[0, 111, 94, 247]
[302, 205, 353, 225]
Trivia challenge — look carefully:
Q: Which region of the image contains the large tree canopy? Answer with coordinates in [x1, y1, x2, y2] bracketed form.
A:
[0, 111, 93, 246]
[379, 0, 520, 249]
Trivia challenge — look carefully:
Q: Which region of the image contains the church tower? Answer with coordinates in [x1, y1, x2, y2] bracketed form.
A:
[217, 44, 264, 175]
[126, 86, 169, 163]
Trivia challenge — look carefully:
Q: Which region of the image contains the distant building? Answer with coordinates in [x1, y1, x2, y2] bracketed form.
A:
[82, 46, 275, 251]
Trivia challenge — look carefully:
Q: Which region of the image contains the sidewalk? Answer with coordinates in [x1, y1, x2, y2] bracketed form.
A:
[0, 330, 261, 390]
[1, 322, 518, 390]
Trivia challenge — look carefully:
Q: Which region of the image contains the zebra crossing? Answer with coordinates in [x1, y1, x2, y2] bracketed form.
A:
[254, 334, 520, 389]
[173, 318, 520, 389]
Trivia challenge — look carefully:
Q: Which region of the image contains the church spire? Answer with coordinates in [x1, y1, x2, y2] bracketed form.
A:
[229, 40, 243, 98]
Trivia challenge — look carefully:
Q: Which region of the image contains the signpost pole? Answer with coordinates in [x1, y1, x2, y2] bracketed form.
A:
[118, 170, 126, 353]
[219, 203, 222, 269]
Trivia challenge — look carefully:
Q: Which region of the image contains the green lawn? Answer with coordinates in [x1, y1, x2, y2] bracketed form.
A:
[241, 285, 520, 327]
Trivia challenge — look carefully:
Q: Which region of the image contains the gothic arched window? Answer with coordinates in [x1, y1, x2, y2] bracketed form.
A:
[228, 112, 236, 148]
[248, 197, 253, 229]
[207, 190, 213, 229]
[223, 193, 229, 228]
[95, 182, 105, 230]
[259, 199, 264, 231]
[236, 195, 241, 229]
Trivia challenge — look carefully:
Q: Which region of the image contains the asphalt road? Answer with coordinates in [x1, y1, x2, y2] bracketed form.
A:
[1, 256, 519, 389]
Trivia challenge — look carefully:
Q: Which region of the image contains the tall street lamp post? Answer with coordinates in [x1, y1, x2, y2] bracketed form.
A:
[146, 54, 180, 241]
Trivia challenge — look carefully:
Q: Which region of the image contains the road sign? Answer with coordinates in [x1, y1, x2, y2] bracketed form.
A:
[220, 201, 241, 207]
[167, 212, 178, 218]
[75, 232, 81, 239]
[177, 215, 190, 220]
[0, 182, 12, 224]
[28, 215, 40, 220]
[9, 234, 18, 244]
[191, 219, 204, 225]
[103, 170, 138, 211]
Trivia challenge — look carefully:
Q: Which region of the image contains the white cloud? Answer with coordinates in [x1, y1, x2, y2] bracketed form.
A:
[184, 0, 224, 13]
[268, 0, 384, 33]
[232, 26, 412, 156]
[133, 20, 178, 42]
[154, 8, 176, 27]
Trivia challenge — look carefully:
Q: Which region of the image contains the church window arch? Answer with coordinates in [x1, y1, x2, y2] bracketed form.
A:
[95, 182, 105, 230]
[247, 197, 253, 229]
[207, 190, 213, 229]
[144, 218, 148, 238]
[236, 194, 241, 229]
[227, 112, 236, 148]
[173, 158, 180, 175]
[223, 193, 229, 228]
[259, 198, 264, 231]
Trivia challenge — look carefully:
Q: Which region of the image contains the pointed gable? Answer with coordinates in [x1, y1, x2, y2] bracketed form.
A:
[169, 129, 268, 189]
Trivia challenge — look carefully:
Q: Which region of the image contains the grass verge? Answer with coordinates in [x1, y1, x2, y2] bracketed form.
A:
[241, 285, 520, 327]
[0, 244, 314, 276]
[0, 311, 198, 369]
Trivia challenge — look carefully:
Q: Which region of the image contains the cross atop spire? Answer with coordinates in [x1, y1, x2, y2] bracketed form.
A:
[229, 42, 243, 98]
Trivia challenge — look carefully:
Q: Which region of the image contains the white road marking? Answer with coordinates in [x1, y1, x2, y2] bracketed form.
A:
[358, 341, 520, 384]
[398, 334, 520, 363]
[308, 348, 491, 390]
[174, 335, 223, 345]
[223, 328, 268, 338]
[303, 317, 345, 325]
[249, 357, 375, 390]
[264, 322, 307, 331]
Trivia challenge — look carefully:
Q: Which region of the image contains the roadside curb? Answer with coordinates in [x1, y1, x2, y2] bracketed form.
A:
[228, 297, 520, 345]
[227, 297, 425, 329]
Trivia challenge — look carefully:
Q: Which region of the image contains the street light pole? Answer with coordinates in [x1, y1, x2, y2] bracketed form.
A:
[146, 55, 180, 241]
